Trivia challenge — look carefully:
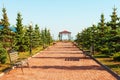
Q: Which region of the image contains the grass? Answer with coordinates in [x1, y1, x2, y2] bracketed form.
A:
[94, 54, 120, 75]
[0, 46, 44, 73]
[18, 46, 43, 59]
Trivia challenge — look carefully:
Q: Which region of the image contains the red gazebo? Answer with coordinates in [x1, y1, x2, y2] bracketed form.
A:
[59, 30, 71, 41]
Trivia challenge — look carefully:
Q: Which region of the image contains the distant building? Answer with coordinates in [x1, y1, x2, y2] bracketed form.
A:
[0, 25, 17, 32]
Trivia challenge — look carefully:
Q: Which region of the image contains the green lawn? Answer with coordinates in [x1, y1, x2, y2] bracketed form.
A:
[94, 54, 120, 75]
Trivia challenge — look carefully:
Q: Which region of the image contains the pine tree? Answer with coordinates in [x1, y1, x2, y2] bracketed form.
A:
[40, 28, 53, 48]
[32, 24, 41, 48]
[110, 7, 119, 30]
[98, 13, 106, 36]
[108, 7, 120, 53]
[16, 13, 23, 35]
[41, 29, 46, 48]
[47, 30, 53, 45]
[97, 13, 110, 53]
[97, 14, 107, 46]
[22, 24, 34, 54]
[1, 7, 10, 28]
[107, 7, 119, 36]
[23, 27, 31, 51]
[0, 7, 12, 50]
[14, 12, 25, 51]
[0, 7, 11, 63]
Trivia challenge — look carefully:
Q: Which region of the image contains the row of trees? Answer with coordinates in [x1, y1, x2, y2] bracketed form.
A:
[75, 7, 120, 60]
[0, 7, 53, 63]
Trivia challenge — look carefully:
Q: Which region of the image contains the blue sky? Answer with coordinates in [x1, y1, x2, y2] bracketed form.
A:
[0, 0, 120, 39]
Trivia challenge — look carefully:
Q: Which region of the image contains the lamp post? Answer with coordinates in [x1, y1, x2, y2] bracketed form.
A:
[91, 24, 96, 55]
[29, 23, 32, 56]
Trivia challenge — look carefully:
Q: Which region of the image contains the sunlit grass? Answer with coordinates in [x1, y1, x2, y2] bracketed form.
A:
[18, 46, 43, 59]
[94, 54, 120, 75]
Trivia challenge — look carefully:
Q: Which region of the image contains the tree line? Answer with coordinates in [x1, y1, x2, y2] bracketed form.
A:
[75, 7, 120, 61]
[0, 7, 53, 64]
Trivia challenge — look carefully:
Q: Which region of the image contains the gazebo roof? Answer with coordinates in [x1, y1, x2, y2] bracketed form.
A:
[59, 30, 71, 34]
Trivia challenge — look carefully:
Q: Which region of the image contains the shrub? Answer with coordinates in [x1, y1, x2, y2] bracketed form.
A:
[100, 47, 109, 54]
[0, 43, 7, 64]
[113, 52, 120, 61]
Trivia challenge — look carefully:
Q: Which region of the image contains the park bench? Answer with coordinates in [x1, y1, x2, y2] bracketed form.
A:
[9, 50, 30, 74]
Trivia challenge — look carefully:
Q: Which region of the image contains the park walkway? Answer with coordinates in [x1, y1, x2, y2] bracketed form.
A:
[0, 42, 118, 80]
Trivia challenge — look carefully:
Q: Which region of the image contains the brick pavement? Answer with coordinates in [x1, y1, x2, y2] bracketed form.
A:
[0, 42, 118, 80]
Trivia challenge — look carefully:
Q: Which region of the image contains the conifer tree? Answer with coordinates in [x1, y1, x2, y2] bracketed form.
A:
[0, 7, 11, 63]
[97, 14, 107, 46]
[24, 24, 34, 54]
[0, 7, 12, 50]
[98, 13, 106, 36]
[1, 7, 10, 28]
[32, 24, 41, 47]
[41, 29, 46, 47]
[14, 12, 25, 51]
[75, 7, 120, 55]
[40, 28, 53, 48]
[107, 7, 119, 36]
[108, 7, 120, 52]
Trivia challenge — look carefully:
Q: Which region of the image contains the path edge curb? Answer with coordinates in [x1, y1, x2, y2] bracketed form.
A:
[89, 55, 120, 80]
[0, 51, 42, 78]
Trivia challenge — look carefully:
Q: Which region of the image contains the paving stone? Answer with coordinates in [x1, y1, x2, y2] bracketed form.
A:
[0, 42, 118, 80]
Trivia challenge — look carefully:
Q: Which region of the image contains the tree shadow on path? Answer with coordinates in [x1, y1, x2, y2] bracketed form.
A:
[30, 65, 104, 70]
[32, 56, 91, 60]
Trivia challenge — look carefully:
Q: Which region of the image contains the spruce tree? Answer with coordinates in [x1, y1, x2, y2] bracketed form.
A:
[97, 14, 106, 46]
[23, 24, 34, 54]
[1, 7, 10, 28]
[0, 7, 11, 63]
[23, 27, 31, 51]
[108, 7, 120, 52]
[14, 12, 25, 51]
[41, 29, 45, 48]
[97, 13, 110, 53]
[40, 28, 53, 48]
[98, 13, 106, 36]
[32, 24, 41, 48]
[0, 7, 12, 50]
[47, 29, 53, 45]
[107, 7, 119, 36]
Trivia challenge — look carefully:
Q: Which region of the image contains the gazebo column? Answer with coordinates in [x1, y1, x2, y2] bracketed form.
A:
[68, 33, 71, 40]
[59, 33, 62, 41]
[60, 34, 62, 41]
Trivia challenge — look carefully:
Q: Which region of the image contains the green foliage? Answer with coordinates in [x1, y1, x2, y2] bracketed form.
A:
[113, 52, 120, 61]
[1, 7, 10, 28]
[41, 28, 53, 48]
[94, 54, 110, 58]
[0, 7, 53, 53]
[32, 24, 41, 48]
[75, 7, 120, 57]
[108, 7, 119, 30]
[100, 47, 109, 54]
[14, 12, 26, 51]
[0, 7, 13, 50]
[0, 43, 7, 64]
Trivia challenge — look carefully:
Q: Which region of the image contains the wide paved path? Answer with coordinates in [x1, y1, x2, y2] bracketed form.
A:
[0, 42, 118, 80]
